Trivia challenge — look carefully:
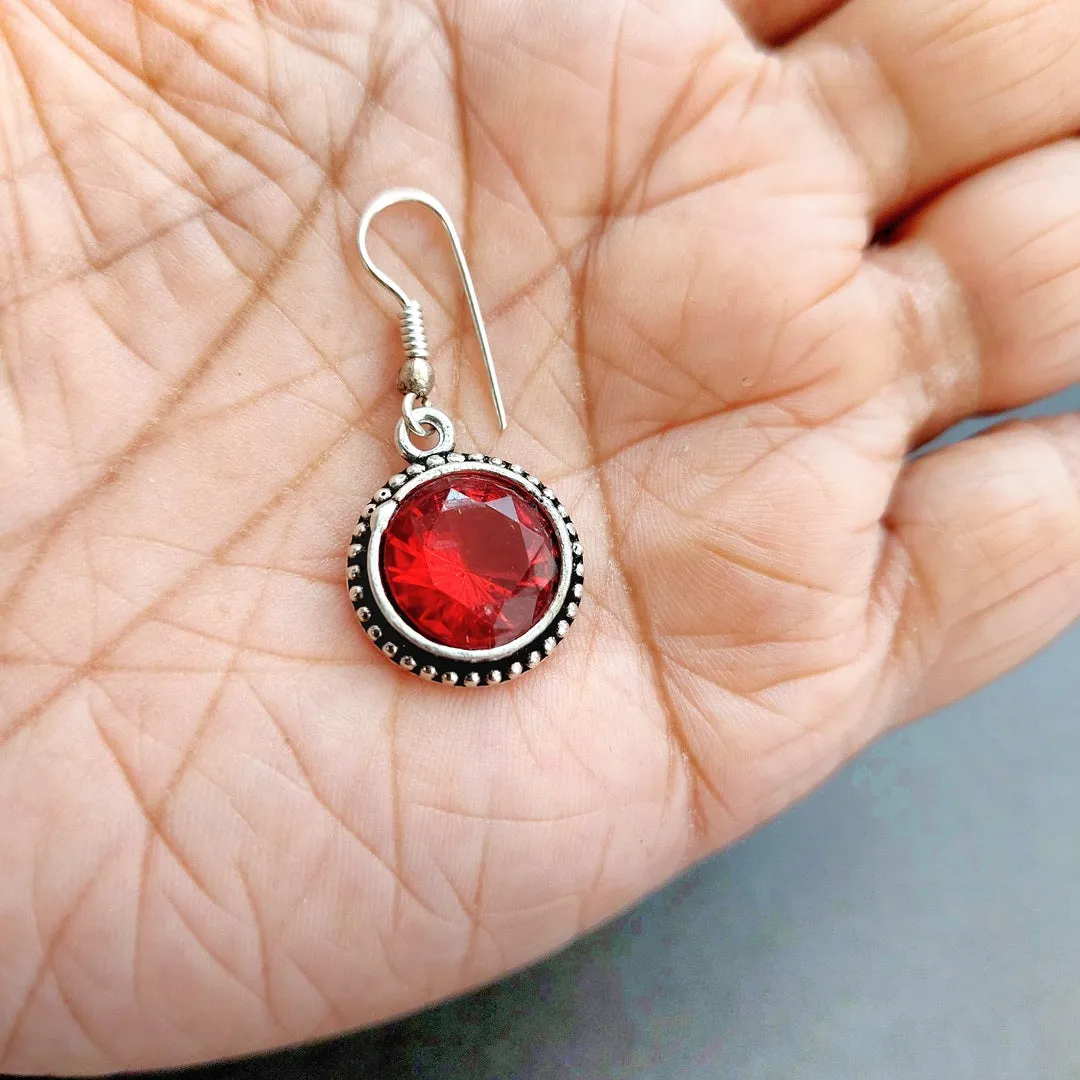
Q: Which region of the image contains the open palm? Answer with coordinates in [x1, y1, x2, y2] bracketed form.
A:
[3, 0, 1080, 1072]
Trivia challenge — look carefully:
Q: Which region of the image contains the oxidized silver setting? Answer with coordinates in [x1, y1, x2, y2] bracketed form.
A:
[346, 452, 583, 686]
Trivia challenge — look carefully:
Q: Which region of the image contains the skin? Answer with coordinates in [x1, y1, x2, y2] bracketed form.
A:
[2, 0, 1080, 1072]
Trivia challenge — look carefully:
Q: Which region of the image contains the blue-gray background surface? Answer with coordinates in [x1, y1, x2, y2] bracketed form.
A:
[108, 387, 1080, 1080]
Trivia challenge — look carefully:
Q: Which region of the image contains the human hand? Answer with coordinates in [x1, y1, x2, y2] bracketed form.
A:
[3, 0, 1079, 1072]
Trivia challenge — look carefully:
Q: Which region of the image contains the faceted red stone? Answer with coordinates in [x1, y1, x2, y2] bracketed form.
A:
[381, 470, 561, 650]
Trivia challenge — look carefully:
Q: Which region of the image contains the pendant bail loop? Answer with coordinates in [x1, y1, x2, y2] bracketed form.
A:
[394, 405, 456, 463]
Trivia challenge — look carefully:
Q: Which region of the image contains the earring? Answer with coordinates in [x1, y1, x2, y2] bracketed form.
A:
[348, 189, 583, 687]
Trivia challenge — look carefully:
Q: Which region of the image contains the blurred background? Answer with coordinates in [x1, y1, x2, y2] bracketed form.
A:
[86, 387, 1080, 1079]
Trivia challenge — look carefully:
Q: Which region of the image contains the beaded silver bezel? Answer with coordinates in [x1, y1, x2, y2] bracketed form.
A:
[346, 453, 583, 686]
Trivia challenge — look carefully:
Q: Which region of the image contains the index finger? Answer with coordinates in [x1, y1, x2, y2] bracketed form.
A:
[789, 0, 1080, 223]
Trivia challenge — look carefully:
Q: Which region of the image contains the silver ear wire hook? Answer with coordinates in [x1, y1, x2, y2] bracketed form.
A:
[357, 188, 508, 437]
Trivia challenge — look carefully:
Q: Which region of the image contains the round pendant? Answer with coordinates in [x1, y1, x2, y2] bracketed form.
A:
[347, 452, 583, 686]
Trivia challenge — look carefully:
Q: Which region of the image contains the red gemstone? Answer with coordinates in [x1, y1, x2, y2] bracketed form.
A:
[381, 470, 561, 650]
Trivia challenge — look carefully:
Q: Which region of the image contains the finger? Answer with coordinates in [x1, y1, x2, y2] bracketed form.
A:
[790, 0, 1080, 221]
[878, 415, 1080, 723]
[728, 0, 845, 45]
[868, 140, 1080, 444]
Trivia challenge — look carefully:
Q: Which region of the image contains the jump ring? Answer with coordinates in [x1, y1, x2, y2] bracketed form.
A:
[395, 405, 456, 462]
[401, 392, 430, 438]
